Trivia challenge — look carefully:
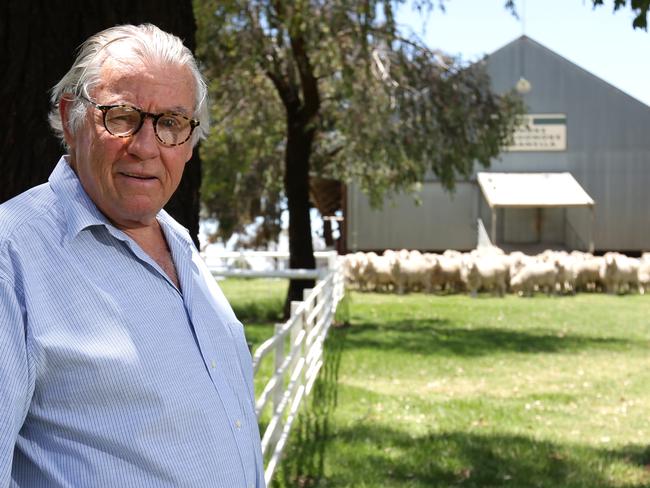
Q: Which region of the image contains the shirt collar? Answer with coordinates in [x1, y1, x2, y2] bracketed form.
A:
[48, 155, 196, 250]
[49, 156, 111, 242]
[157, 210, 195, 252]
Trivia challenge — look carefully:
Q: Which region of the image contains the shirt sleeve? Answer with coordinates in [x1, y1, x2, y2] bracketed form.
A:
[0, 275, 34, 486]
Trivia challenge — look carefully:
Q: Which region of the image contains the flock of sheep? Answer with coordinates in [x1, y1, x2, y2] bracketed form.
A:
[342, 247, 650, 297]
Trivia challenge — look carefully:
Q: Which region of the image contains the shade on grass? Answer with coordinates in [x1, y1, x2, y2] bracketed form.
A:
[219, 280, 650, 488]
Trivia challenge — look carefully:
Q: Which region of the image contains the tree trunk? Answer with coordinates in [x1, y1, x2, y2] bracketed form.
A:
[283, 114, 316, 318]
[1, 0, 201, 247]
[323, 218, 334, 248]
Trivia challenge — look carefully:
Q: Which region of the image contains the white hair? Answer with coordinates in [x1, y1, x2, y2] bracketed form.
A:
[49, 23, 209, 147]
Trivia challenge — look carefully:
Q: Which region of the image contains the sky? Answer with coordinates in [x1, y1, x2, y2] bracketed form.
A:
[397, 0, 650, 106]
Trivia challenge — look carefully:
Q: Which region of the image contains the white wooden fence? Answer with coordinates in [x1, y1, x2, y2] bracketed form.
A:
[208, 252, 345, 486]
[204, 250, 338, 278]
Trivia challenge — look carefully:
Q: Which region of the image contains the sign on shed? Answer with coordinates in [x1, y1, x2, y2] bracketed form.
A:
[505, 113, 567, 152]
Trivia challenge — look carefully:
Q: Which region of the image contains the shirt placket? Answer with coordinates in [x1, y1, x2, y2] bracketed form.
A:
[168, 233, 258, 487]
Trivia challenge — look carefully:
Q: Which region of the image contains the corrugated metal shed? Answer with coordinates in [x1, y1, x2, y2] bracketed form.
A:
[346, 182, 477, 252]
[345, 36, 650, 253]
[485, 36, 650, 251]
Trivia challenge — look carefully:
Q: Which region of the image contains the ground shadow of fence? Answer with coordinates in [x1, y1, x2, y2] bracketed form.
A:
[273, 324, 347, 487]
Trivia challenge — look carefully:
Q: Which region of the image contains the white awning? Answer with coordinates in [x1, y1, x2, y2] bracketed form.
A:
[477, 172, 595, 208]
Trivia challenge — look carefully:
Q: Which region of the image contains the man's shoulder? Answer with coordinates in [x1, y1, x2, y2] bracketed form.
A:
[0, 182, 60, 245]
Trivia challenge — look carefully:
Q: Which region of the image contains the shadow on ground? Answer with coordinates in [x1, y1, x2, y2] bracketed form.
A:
[271, 325, 649, 487]
[318, 422, 650, 488]
[272, 322, 346, 487]
[341, 319, 632, 357]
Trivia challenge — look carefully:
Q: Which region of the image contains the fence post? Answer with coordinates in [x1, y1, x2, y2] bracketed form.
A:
[328, 252, 337, 272]
[302, 291, 314, 395]
[272, 321, 285, 417]
[290, 300, 303, 390]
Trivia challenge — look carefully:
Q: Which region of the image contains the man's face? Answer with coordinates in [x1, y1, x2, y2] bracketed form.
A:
[66, 58, 195, 229]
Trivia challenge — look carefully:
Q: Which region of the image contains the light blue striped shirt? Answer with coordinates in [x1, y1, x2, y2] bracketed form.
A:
[0, 157, 265, 487]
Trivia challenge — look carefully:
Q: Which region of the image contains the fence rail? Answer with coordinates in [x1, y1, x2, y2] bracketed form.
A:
[211, 268, 324, 280]
[207, 252, 345, 486]
[204, 250, 339, 259]
[204, 250, 338, 273]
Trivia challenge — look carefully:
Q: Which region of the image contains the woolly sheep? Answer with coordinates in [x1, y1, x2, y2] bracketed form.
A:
[600, 252, 640, 294]
[509, 261, 557, 296]
[364, 253, 395, 292]
[461, 256, 508, 297]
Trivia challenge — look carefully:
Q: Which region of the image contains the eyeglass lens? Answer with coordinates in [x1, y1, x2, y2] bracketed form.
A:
[104, 106, 193, 146]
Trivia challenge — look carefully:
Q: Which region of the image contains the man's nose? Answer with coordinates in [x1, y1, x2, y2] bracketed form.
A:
[127, 117, 159, 158]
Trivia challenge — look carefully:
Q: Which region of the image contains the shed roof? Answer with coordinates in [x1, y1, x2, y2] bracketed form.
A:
[477, 172, 595, 208]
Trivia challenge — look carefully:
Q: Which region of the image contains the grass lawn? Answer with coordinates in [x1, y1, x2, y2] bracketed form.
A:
[219, 279, 650, 488]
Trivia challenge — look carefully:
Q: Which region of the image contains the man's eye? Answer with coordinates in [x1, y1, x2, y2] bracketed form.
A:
[159, 116, 183, 130]
[107, 108, 139, 125]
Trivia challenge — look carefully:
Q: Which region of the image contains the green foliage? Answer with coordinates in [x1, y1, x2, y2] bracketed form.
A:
[505, 0, 650, 28]
[592, 0, 650, 29]
[194, 0, 524, 245]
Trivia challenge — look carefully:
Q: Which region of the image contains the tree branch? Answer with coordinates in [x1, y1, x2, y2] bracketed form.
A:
[289, 32, 320, 121]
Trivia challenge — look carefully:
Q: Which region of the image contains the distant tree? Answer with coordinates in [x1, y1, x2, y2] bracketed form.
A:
[1, 0, 201, 245]
[591, 0, 649, 29]
[503, 0, 649, 28]
[195, 0, 525, 314]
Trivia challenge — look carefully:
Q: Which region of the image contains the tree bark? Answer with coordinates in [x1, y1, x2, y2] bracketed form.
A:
[1, 0, 201, 247]
[323, 218, 334, 248]
[283, 113, 316, 317]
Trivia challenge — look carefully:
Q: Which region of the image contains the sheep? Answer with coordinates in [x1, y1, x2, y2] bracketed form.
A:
[342, 252, 370, 290]
[537, 251, 574, 294]
[638, 259, 650, 294]
[342, 249, 650, 297]
[600, 252, 640, 294]
[382, 249, 398, 263]
[341, 253, 357, 286]
[392, 252, 436, 294]
[442, 249, 462, 259]
[505, 251, 533, 283]
[572, 255, 604, 292]
[554, 254, 577, 294]
[509, 261, 557, 296]
[363, 253, 395, 292]
[471, 245, 505, 258]
[436, 254, 464, 293]
[461, 255, 508, 297]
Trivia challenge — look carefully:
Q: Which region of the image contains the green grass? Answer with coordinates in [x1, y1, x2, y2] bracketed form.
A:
[219, 277, 288, 325]
[219, 280, 650, 488]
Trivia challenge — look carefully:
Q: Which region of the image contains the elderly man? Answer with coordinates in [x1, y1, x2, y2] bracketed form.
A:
[0, 24, 264, 487]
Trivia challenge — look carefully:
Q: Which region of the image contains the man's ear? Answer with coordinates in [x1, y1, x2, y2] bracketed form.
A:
[58, 96, 76, 149]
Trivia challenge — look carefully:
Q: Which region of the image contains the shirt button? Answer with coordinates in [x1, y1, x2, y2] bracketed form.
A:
[235, 420, 242, 429]
[211, 360, 217, 369]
